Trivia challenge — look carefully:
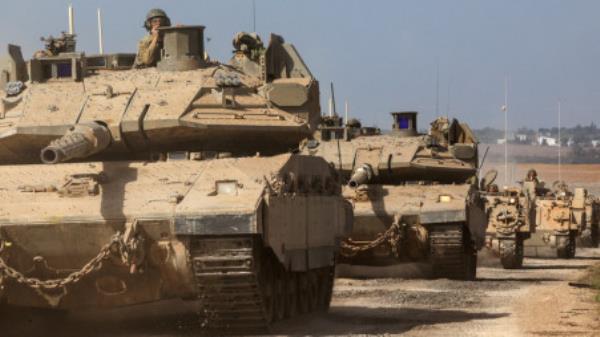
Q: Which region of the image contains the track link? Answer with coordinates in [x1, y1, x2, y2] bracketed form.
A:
[191, 237, 269, 332]
[190, 236, 334, 333]
[429, 224, 476, 280]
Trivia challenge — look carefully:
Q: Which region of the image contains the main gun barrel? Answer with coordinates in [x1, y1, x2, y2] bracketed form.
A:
[348, 164, 374, 188]
[40, 123, 111, 164]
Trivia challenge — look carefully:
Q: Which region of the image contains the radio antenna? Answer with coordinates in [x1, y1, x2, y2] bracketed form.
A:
[344, 100, 349, 125]
[68, 4, 75, 35]
[435, 59, 440, 116]
[252, 0, 257, 32]
[330, 82, 337, 116]
[97, 8, 104, 54]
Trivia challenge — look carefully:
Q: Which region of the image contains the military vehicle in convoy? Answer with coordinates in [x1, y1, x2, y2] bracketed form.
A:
[581, 194, 600, 247]
[523, 180, 588, 258]
[0, 22, 352, 330]
[302, 112, 487, 280]
[480, 171, 533, 269]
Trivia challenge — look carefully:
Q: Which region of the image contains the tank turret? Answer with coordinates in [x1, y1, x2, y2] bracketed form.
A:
[0, 26, 321, 164]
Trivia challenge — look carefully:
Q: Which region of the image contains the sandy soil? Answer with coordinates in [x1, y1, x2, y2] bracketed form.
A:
[480, 163, 600, 195]
[3, 249, 600, 337]
[481, 162, 599, 184]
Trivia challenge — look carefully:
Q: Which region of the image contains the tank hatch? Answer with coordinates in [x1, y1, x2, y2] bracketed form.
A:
[157, 26, 206, 72]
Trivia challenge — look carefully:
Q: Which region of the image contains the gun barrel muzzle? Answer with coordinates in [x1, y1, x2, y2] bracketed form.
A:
[348, 164, 374, 188]
[41, 123, 111, 164]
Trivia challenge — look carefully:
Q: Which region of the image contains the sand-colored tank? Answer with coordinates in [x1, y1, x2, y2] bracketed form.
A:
[302, 112, 487, 280]
[0, 25, 352, 330]
[480, 172, 534, 269]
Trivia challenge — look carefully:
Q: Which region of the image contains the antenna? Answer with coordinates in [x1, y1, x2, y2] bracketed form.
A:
[435, 60, 440, 116]
[97, 8, 104, 54]
[558, 100, 562, 182]
[68, 4, 75, 35]
[344, 100, 349, 125]
[252, 0, 257, 32]
[446, 76, 451, 118]
[330, 82, 337, 116]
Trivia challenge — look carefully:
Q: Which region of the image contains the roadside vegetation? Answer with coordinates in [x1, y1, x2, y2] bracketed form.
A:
[574, 263, 600, 302]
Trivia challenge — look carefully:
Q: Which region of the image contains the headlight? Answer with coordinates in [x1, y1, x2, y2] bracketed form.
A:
[439, 195, 452, 203]
[509, 198, 516, 205]
[216, 180, 239, 196]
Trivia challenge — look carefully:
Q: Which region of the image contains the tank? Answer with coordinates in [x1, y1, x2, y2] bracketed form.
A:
[523, 179, 588, 258]
[480, 170, 534, 269]
[0, 25, 352, 330]
[302, 112, 487, 280]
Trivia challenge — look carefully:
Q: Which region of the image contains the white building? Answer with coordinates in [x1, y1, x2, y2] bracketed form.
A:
[592, 140, 600, 148]
[515, 134, 528, 142]
[537, 136, 557, 146]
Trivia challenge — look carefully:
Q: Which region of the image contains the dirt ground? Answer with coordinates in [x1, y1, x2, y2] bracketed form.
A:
[3, 249, 600, 337]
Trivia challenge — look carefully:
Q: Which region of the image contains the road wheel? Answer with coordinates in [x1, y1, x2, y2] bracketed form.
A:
[500, 238, 524, 269]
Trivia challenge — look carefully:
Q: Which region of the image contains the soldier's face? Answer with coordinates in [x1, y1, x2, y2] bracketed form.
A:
[150, 17, 164, 30]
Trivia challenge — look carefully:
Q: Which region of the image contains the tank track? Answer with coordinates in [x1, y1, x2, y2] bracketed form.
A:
[190, 236, 334, 333]
[429, 224, 477, 280]
[191, 237, 268, 332]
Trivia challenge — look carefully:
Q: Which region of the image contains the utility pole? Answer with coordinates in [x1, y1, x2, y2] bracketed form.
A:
[558, 100, 562, 182]
[502, 76, 509, 187]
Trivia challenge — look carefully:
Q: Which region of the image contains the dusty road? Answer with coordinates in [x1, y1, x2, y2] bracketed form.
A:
[3, 249, 600, 337]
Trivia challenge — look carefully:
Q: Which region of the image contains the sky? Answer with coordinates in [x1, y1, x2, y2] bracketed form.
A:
[1, 0, 599, 130]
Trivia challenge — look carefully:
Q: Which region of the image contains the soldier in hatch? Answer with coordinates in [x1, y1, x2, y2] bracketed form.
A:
[523, 168, 550, 197]
[134, 8, 171, 68]
[525, 169, 539, 184]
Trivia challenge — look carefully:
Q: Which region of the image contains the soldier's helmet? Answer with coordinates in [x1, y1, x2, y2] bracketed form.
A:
[144, 8, 171, 31]
[526, 169, 538, 181]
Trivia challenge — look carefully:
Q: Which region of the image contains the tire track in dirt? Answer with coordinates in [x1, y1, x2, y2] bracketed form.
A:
[2, 250, 600, 337]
